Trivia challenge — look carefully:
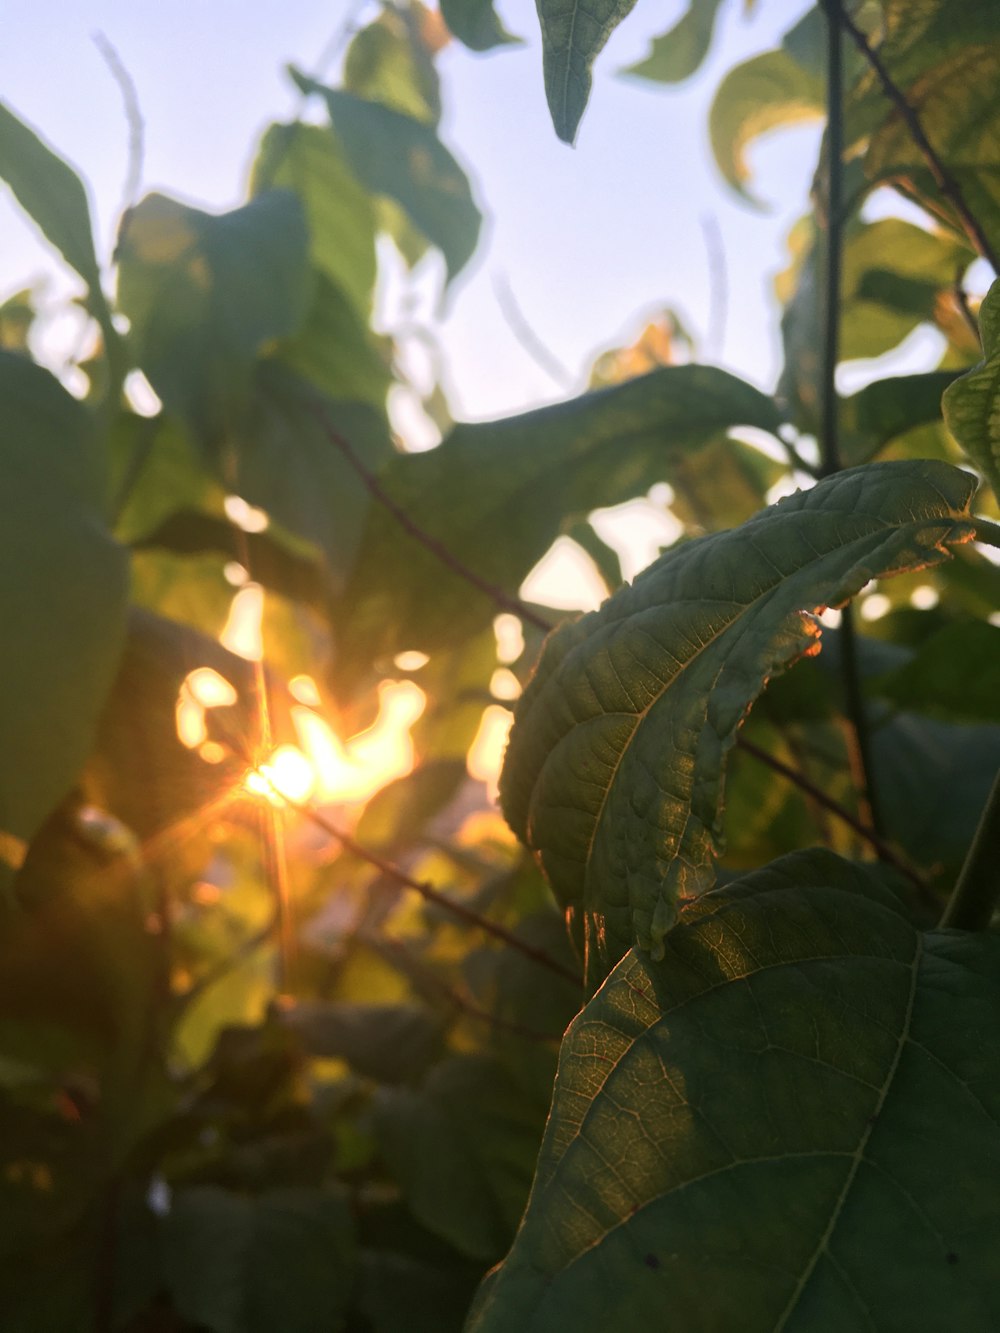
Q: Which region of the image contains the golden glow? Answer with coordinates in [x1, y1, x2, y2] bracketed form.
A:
[198, 741, 227, 764]
[176, 694, 208, 748]
[220, 583, 264, 661]
[490, 667, 521, 701]
[393, 649, 430, 672]
[289, 673, 322, 706]
[224, 560, 248, 586]
[223, 494, 269, 533]
[493, 613, 524, 664]
[186, 667, 237, 708]
[258, 745, 316, 802]
[467, 704, 513, 803]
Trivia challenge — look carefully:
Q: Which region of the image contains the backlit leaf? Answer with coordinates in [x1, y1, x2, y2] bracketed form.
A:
[500, 461, 975, 981]
[440, 0, 521, 52]
[290, 72, 481, 280]
[116, 190, 310, 439]
[621, 0, 724, 86]
[468, 850, 1000, 1332]
[536, 0, 639, 144]
[943, 278, 1000, 502]
[0, 355, 128, 891]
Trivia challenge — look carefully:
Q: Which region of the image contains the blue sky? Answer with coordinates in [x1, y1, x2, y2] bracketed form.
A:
[2, 0, 820, 424]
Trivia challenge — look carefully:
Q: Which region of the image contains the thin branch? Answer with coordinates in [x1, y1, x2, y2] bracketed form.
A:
[940, 770, 1000, 930]
[247, 770, 580, 987]
[952, 268, 982, 347]
[493, 273, 575, 389]
[311, 405, 553, 632]
[92, 33, 145, 218]
[737, 736, 930, 898]
[825, 0, 999, 272]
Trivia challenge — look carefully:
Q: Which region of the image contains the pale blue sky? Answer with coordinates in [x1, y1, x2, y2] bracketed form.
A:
[2, 0, 820, 424]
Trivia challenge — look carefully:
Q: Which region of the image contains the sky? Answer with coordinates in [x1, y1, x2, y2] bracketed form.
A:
[2, 0, 822, 424]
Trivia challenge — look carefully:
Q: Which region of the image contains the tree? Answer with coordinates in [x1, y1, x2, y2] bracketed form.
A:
[1, 1, 999, 1329]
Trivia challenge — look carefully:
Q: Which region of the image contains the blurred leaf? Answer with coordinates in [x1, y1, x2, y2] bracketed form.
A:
[0, 286, 36, 353]
[251, 122, 377, 321]
[872, 620, 1000, 723]
[111, 410, 223, 543]
[281, 1001, 446, 1083]
[500, 461, 975, 984]
[0, 102, 103, 296]
[356, 759, 469, 847]
[336, 366, 782, 677]
[290, 73, 481, 281]
[344, 6, 442, 124]
[467, 851, 1000, 1333]
[841, 370, 959, 466]
[621, 0, 724, 85]
[272, 270, 392, 411]
[116, 190, 310, 439]
[162, 1185, 355, 1333]
[668, 435, 784, 530]
[440, 0, 521, 52]
[230, 362, 390, 587]
[536, 0, 638, 143]
[0, 354, 128, 892]
[356, 1247, 481, 1333]
[943, 278, 1000, 501]
[375, 1054, 547, 1261]
[709, 48, 823, 202]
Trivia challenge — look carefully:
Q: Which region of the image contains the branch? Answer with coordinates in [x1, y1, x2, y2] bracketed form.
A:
[737, 736, 930, 899]
[825, 0, 999, 272]
[940, 769, 1000, 930]
[312, 404, 553, 632]
[493, 273, 575, 389]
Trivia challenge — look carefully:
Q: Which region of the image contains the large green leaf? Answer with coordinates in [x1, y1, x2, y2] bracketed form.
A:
[0, 355, 128, 891]
[344, 5, 442, 124]
[620, 0, 725, 86]
[116, 190, 310, 439]
[162, 1186, 355, 1333]
[535, 0, 639, 144]
[0, 102, 102, 295]
[943, 279, 1000, 502]
[290, 73, 481, 281]
[334, 365, 782, 682]
[467, 850, 1000, 1332]
[251, 122, 378, 322]
[499, 461, 976, 982]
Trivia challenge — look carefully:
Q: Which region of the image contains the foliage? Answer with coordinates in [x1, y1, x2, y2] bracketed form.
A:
[1, 1, 1000, 1330]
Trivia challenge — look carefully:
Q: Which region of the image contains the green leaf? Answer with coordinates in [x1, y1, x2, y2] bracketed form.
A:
[536, 0, 639, 144]
[440, 0, 521, 52]
[943, 278, 1000, 502]
[280, 1001, 446, 1083]
[0, 354, 128, 890]
[290, 72, 481, 281]
[620, 0, 724, 86]
[500, 461, 976, 982]
[872, 620, 1000, 723]
[163, 1186, 355, 1333]
[709, 48, 823, 202]
[468, 850, 1000, 1333]
[0, 102, 102, 294]
[116, 190, 311, 438]
[374, 1054, 548, 1262]
[251, 122, 378, 322]
[344, 6, 442, 124]
[841, 370, 960, 466]
[335, 366, 782, 681]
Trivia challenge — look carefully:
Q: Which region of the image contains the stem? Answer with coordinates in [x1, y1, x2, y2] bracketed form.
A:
[737, 736, 926, 896]
[311, 403, 553, 632]
[940, 770, 1000, 930]
[816, 5, 885, 835]
[826, 0, 999, 272]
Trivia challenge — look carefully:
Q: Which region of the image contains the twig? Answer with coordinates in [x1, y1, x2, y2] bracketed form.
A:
[952, 269, 982, 347]
[737, 736, 929, 897]
[699, 213, 728, 361]
[92, 33, 145, 218]
[311, 404, 553, 631]
[825, 0, 999, 272]
[816, 6, 885, 836]
[492, 273, 575, 389]
[940, 770, 1000, 930]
